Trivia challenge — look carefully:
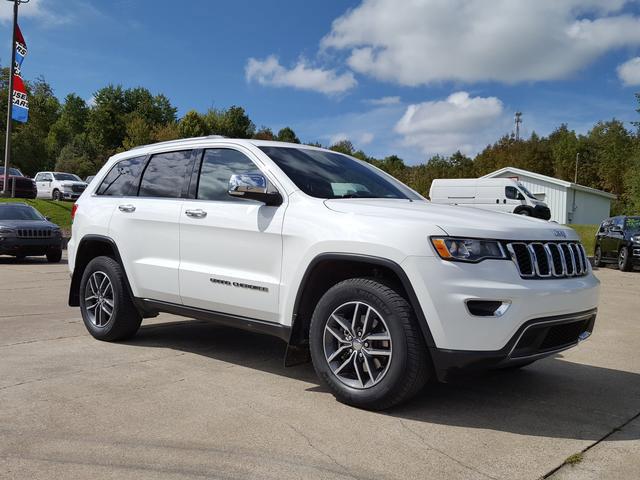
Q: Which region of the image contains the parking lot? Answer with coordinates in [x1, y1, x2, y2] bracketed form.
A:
[0, 254, 638, 480]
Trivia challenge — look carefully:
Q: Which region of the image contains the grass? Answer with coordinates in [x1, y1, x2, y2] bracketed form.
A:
[569, 224, 599, 255]
[563, 452, 584, 466]
[0, 198, 74, 233]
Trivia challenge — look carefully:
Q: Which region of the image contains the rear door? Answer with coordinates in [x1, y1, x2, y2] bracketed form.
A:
[179, 147, 285, 322]
[108, 149, 197, 304]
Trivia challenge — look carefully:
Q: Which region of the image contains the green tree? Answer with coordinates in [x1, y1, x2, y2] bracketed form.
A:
[46, 93, 88, 162]
[276, 126, 300, 143]
[178, 110, 207, 138]
[329, 140, 354, 155]
[253, 126, 275, 140]
[55, 133, 105, 178]
[587, 120, 633, 196]
[122, 114, 154, 150]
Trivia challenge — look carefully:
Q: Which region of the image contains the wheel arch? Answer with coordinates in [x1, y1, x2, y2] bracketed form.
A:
[513, 205, 532, 215]
[288, 253, 436, 351]
[68, 235, 134, 307]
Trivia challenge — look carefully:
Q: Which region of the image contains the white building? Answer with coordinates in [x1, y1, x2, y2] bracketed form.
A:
[482, 167, 616, 225]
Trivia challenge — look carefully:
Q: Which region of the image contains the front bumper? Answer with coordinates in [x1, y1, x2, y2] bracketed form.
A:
[0, 237, 62, 255]
[430, 309, 596, 381]
[61, 191, 81, 200]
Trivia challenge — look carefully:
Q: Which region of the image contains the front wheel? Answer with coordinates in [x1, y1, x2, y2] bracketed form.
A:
[46, 248, 62, 263]
[618, 247, 632, 271]
[52, 189, 62, 201]
[309, 278, 431, 410]
[79, 256, 142, 341]
[593, 246, 603, 268]
[517, 209, 531, 216]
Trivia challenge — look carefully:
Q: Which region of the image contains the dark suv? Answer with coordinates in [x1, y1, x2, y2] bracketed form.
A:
[0, 203, 63, 262]
[594, 216, 640, 271]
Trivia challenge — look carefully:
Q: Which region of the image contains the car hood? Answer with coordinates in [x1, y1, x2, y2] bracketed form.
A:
[0, 219, 59, 229]
[324, 199, 579, 242]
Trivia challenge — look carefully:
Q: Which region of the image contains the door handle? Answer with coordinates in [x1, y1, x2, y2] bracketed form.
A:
[185, 208, 207, 218]
[118, 204, 136, 213]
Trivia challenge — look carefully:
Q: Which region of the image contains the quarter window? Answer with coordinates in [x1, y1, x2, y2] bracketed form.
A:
[139, 150, 195, 198]
[197, 149, 261, 202]
[96, 156, 146, 196]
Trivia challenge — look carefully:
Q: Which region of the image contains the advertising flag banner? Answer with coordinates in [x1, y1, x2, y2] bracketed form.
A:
[12, 74, 28, 123]
[15, 24, 27, 68]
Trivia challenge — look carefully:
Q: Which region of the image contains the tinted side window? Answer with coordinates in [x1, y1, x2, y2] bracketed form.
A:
[139, 150, 195, 198]
[197, 149, 260, 202]
[96, 156, 146, 196]
[505, 186, 518, 200]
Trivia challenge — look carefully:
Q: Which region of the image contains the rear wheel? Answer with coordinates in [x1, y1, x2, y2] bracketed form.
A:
[79, 256, 142, 341]
[593, 246, 603, 268]
[309, 278, 430, 410]
[618, 247, 632, 271]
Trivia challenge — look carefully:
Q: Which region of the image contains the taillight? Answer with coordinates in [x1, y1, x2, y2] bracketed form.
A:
[71, 203, 78, 222]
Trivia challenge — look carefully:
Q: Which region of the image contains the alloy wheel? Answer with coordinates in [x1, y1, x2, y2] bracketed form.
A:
[84, 271, 114, 327]
[323, 301, 393, 389]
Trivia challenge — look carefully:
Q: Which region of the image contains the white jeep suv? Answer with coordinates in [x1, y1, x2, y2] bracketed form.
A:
[67, 137, 599, 409]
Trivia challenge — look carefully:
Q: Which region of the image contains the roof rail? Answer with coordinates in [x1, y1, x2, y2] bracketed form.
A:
[130, 135, 227, 150]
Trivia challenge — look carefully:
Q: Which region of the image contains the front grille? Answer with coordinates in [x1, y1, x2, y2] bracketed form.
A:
[17, 228, 52, 238]
[71, 184, 85, 193]
[506, 241, 588, 279]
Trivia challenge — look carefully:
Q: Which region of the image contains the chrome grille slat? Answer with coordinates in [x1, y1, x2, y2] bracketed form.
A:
[507, 241, 589, 279]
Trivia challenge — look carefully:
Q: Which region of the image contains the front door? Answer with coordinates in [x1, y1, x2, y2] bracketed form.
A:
[179, 148, 285, 322]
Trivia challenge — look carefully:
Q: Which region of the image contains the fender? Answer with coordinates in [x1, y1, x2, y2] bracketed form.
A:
[289, 252, 437, 349]
[68, 234, 137, 308]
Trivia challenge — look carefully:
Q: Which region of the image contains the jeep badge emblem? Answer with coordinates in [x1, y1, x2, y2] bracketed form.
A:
[552, 230, 567, 238]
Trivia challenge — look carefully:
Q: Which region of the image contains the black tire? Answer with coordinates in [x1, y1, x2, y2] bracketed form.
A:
[46, 248, 62, 263]
[618, 247, 632, 271]
[593, 246, 603, 268]
[79, 255, 142, 341]
[309, 278, 431, 410]
[517, 209, 531, 216]
[15, 254, 26, 260]
[52, 189, 62, 201]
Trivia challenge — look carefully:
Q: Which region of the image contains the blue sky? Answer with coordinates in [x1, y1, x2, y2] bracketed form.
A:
[1, 0, 640, 164]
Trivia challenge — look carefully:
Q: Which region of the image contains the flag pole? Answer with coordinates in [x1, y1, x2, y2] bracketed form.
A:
[2, 0, 19, 197]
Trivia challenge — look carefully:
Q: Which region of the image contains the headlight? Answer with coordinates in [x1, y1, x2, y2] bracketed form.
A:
[0, 227, 16, 238]
[431, 237, 507, 262]
[633, 235, 640, 244]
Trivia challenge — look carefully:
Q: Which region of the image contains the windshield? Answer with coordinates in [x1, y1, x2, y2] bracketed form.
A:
[517, 182, 537, 200]
[0, 167, 23, 176]
[259, 147, 418, 200]
[625, 217, 640, 233]
[54, 173, 81, 182]
[0, 204, 44, 221]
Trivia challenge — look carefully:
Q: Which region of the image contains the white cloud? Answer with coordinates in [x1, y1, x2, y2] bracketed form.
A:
[365, 96, 401, 106]
[0, 0, 68, 24]
[617, 57, 640, 85]
[360, 132, 374, 145]
[245, 55, 356, 95]
[328, 132, 349, 145]
[394, 91, 504, 155]
[321, 0, 640, 85]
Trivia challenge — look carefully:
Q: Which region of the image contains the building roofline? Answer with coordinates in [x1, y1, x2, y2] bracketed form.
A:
[481, 166, 617, 199]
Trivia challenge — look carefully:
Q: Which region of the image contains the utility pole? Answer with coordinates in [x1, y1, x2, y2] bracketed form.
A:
[574, 152, 579, 184]
[514, 112, 522, 141]
[2, 0, 28, 197]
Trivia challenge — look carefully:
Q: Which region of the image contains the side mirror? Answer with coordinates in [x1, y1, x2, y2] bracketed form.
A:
[517, 192, 525, 200]
[228, 173, 282, 206]
[45, 216, 51, 221]
[609, 225, 623, 233]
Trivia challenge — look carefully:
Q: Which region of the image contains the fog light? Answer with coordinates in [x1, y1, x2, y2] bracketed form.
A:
[466, 300, 511, 317]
